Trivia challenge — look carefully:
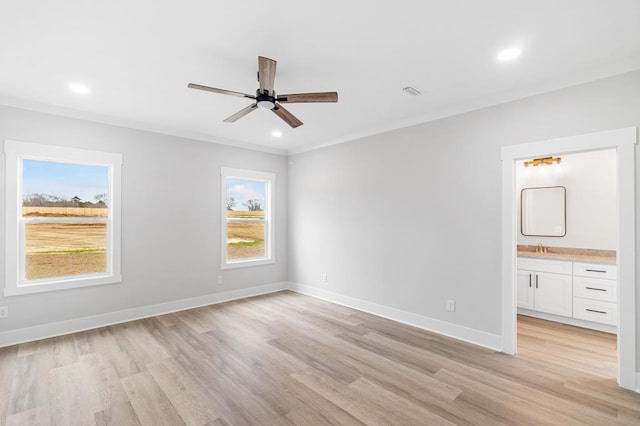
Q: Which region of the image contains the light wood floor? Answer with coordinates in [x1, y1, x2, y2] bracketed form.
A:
[1, 291, 639, 425]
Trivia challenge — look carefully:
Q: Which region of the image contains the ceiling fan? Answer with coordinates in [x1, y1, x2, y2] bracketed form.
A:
[188, 56, 338, 128]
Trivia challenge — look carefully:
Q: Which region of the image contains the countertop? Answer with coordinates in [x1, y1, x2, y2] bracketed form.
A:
[517, 245, 616, 265]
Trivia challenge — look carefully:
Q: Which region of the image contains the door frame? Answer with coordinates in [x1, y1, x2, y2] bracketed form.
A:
[501, 127, 637, 391]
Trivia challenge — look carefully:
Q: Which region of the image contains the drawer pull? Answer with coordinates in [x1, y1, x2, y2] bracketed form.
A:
[585, 269, 607, 273]
[586, 308, 607, 315]
[585, 287, 606, 292]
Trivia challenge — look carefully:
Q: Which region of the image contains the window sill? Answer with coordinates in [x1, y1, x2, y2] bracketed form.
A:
[220, 258, 275, 270]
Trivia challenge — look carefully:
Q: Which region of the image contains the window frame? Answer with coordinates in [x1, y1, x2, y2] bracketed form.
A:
[4, 140, 122, 296]
[220, 167, 275, 270]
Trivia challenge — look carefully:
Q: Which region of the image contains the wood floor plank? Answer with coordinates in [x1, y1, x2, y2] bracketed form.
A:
[120, 371, 185, 426]
[146, 358, 222, 425]
[93, 401, 141, 426]
[5, 407, 50, 426]
[434, 368, 578, 426]
[49, 363, 95, 425]
[50, 335, 79, 368]
[7, 352, 53, 416]
[348, 377, 455, 425]
[293, 370, 455, 425]
[0, 346, 18, 425]
[2, 291, 639, 425]
[113, 323, 171, 368]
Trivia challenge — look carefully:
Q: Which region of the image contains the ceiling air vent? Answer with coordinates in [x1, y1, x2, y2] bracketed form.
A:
[402, 86, 422, 96]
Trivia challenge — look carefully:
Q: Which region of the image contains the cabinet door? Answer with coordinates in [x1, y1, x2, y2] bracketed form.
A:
[534, 272, 572, 317]
[517, 269, 535, 310]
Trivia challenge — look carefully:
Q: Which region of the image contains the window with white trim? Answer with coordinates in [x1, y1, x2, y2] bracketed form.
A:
[4, 140, 122, 296]
[221, 167, 274, 269]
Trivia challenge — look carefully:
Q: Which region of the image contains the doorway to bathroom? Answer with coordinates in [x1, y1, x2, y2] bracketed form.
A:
[501, 127, 637, 390]
[515, 148, 618, 382]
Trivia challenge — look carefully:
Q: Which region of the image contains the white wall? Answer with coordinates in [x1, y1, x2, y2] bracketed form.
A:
[288, 70, 640, 343]
[516, 149, 617, 250]
[0, 106, 288, 334]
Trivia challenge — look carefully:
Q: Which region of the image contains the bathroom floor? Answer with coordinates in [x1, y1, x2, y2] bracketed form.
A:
[517, 314, 616, 379]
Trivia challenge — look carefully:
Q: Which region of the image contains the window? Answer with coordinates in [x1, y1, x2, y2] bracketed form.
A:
[221, 167, 274, 269]
[4, 140, 122, 296]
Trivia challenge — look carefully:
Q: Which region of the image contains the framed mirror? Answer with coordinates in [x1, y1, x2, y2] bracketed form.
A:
[521, 186, 566, 237]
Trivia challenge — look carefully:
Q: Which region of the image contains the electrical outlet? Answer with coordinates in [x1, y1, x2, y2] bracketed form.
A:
[0, 306, 8, 319]
[321, 273, 327, 284]
[217, 275, 223, 285]
[446, 300, 455, 312]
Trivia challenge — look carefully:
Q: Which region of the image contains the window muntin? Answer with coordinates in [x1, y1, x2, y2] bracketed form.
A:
[4, 140, 122, 296]
[221, 168, 274, 269]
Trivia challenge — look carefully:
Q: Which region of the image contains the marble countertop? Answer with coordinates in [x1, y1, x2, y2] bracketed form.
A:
[517, 245, 616, 265]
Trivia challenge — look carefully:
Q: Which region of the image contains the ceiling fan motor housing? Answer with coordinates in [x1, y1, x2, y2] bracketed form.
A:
[256, 90, 276, 110]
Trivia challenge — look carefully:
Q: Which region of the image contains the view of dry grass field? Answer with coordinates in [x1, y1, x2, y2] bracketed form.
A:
[23, 208, 107, 280]
[23, 206, 263, 279]
[227, 210, 265, 259]
[23, 206, 108, 217]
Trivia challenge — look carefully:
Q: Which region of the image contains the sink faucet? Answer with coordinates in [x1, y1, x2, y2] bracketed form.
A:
[536, 243, 547, 254]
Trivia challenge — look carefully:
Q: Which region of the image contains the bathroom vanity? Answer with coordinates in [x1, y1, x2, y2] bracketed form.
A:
[517, 247, 617, 332]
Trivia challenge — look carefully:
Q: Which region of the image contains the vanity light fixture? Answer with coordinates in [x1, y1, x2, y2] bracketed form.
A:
[524, 156, 562, 167]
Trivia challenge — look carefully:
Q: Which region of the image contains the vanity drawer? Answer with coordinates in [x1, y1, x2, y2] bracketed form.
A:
[573, 262, 617, 280]
[573, 277, 617, 303]
[517, 258, 572, 275]
[573, 298, 617, 326]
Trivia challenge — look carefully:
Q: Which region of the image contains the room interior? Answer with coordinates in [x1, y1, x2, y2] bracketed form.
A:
[2, 1, 640, 424]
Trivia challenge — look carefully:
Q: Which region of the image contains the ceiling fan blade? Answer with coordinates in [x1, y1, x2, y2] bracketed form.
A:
[188, 83, 255, 99]
[223, 104, 258, 122]
[258, 56, 277, 95]
[277, 92, 338, 103]
[272, 104, 303, 128]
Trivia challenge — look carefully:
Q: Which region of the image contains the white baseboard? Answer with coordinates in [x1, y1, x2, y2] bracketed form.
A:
[289, 282, 503, 351]
[0, 281, 289, 348]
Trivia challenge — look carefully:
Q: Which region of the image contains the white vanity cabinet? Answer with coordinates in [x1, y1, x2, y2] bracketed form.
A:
[517, 256, 618, 330]
[517, 258, 573, 317]
[572, 262, 617, 326]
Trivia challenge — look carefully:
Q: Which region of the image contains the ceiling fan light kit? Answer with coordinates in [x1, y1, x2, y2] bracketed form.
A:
[256, 91, 276, 110]
[188, 56, 338, 128]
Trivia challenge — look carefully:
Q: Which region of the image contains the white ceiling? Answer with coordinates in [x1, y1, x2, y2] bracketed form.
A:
[1, 1, 640, 154]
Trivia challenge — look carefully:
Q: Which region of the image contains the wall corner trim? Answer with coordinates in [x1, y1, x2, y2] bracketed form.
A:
[0, 281, 289, 348]
[289, 282, 503, 352]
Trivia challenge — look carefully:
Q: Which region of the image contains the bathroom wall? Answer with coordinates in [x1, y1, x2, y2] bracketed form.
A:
[516, 149, 617, 250]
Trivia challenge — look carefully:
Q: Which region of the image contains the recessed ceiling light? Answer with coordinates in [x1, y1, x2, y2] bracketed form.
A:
[69, 83, 90, 94]
[271, 130, 283, 138]
[497, 47, 521, 62]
